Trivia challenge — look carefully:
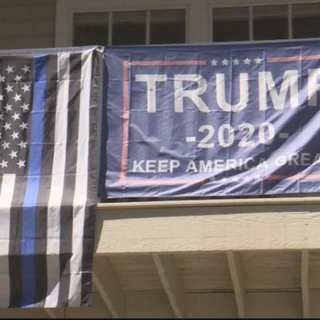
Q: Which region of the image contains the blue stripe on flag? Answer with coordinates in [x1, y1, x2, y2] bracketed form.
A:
[21, 55, 47, 307]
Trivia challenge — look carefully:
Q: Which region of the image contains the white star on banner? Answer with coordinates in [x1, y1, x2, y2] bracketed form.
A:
[5, 85, 13, 93]
[17, 159, 25, 168]
[20, 103, 29, 112]
[211, 59, 218, 66]
[14, 75, 22, 83]
[233, 58, 240, 65]
[4, 104, 13, 112]
[19, 122, 28, 130]
[13, 94, 21, 102]
[12, 112, 20, 121]
[3, 123, 11, 130]
[5, 65, 14, 74]
[0, 160, 8, 168]
[222, 59, 229, 66]
[2, 141, 10, 149]
[9, 150, 18, 159]
[254, 57, 263, 64]
[18, 141, 27, 149]
[10, 132, 19, 140]
[22, 65, 30, 73]
[22, 84, 30, 93]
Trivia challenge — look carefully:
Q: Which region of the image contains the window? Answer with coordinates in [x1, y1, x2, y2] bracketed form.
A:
[112, 11, 146, 45]
[212, 3, 320, 42]
[292, 3, 320, 39]
[150, 9, 185, 44]
[212, 7, 249, 42]
[73, 13, 109, 46]
[73, 9, 186, 46]
[253, 5, 288, 40]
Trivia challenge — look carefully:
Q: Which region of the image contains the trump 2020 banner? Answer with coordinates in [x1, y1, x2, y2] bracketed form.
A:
[100, 41, 320, 198]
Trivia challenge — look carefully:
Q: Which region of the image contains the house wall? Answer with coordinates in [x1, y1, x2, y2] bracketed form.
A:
[1, 0, 320, 49]
[0, 0, 56, 50]
[1, 0, 320, 318]
[55, 0, 320, 46]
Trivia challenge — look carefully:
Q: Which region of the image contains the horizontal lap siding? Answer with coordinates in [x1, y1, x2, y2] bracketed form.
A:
[0, 0, 56, 49]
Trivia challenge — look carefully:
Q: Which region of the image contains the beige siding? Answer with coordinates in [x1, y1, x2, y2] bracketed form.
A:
[95, 201, 320, 254]
[0, 0, 56, 50]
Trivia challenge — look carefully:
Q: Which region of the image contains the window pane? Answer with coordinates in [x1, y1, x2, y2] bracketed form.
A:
[212, 7, 249, 42]
[150, 9, 185, 44]
[73, 13, 108, 46]
[293, 3, 320, 39]
[253, 5, 288, 40]
[112, 11, 146, 45]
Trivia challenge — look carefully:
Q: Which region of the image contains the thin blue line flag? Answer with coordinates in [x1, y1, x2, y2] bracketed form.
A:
[0, 47, 100, 308]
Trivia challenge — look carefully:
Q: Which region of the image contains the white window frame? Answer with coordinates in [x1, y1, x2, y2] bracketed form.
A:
[209, 0, 320, 42]
[56, 0, 189, 47]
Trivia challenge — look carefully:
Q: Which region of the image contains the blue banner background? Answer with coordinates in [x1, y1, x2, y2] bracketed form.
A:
[100, 41, 320, 198]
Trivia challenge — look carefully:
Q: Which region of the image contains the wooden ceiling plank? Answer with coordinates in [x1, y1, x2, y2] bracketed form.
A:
[152, 253, 186, 318]
[227, 251, 246, 318]
[93, 256, 125, 318]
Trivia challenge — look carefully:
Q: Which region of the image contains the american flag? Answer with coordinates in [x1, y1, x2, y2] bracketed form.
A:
[0, 47, 100, 308]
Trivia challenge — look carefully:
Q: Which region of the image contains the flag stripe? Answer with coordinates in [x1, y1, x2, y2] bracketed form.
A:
[267, 55, 320, 62]
[58, 53, 82, 306]
[81, 51, 100, 304]
[0, 174, 16, 307]
[45, 52, 70, 307]
[9, 177, 29, 307]
[69, 51, 92, 306]
[34, 54, 58, 306]
[21, 55, 47, 307]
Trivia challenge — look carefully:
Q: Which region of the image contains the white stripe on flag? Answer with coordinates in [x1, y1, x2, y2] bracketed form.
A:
[45, 52, 70, 307]
[0, 174, 16, 307]
[68, 51, 92, 306]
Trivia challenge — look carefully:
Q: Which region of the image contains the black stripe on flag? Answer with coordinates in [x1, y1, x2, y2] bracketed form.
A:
[8, 177, 27, 307]
[81, 49, 100, 305]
